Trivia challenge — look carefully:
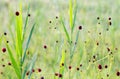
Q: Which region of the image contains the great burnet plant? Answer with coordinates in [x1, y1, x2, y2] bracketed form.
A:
[5, 2, 37, 79]
[57, 0, 79, 79]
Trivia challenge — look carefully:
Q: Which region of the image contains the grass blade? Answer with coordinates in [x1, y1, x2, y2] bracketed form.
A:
[22, 5, 30, 42]
[69, 0, 73, 29]
[22, 53, 37, 79]
[15, 2, 23, 62]
[6, 43, 21, 79]
[71, 31, 79, 58]
[22, 63, 30, 79]
[58, 50, 66, 79]
[60, 16, 71, 43]
[72, 2, 78, 33]
[22, 23, 36, 64]
[28, 53, 37, 79]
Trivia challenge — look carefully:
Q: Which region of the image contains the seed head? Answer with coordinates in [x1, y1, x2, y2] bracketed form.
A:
[109, 22, 112, 26]
[59, 74, 62, 78]
[105, 65, 108, 69]
[44, 45, 47, 49]
[76, 67, 79, 71]
[96, 42, 99, 46]
[0, 72, 3, 75]
[56, 40, 58, 43]
[8, 62, 11, 66]
[6, 41, 9, 43]
[4, 32, 7, 35]
[98, 64, 102, 70]
[78, 26, 82, 30]
[108, 17, 111, 20]
[116, 72, 120, 76]
[2, 48, 6, 53]
[80, 64, 82, 67]
[41, 77, 44, 79]
[107, 48, 110, 52]
[56, 16, 58, 19]
[38, 68, 42, 72]
[28, 14, 31, 17]
[2, 64, 5, 67]
[61, 63, 64, 66]
[55, 73, 59, 76]
[107, 74, 109, 77]
[69, 66, 72, 70]
[97, 17, 100, 20]
[26, 71, 29, 76]
[49, 21, 52, 23]
[32, 69, 35, 72]
[15, 11, 19, 16]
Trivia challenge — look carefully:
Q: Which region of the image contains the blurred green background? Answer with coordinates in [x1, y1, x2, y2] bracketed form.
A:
[0, 0, 120, 79]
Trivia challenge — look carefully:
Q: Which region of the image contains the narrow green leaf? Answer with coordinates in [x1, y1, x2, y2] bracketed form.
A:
[16, 2, 23, 62]
[71, 31, 79, 58]
[8, 9, 16, 48]
[22, 63, 30, 79]
[69, 0, 73, 29]
[28, 53, 37, 79]
[22, 23, 36, 65]
[60, 17, 71, 43]
[58, 50, 66, 79]
[72, 3, 78, 33]
[22, 53, 37, 79]
[22, 5, 30, 42]
[0, 35, 3, 45]
[6, 44, 21, 79]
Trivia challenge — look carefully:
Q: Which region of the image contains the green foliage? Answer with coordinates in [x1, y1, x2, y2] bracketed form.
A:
[5, 2, 36, 79]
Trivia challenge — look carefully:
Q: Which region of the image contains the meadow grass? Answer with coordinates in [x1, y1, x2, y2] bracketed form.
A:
[0, 1, 37, 79]
[0, 0, 120, 79]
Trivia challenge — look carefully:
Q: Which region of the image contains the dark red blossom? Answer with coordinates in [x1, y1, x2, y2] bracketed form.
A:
[8, 62, 11, 66]
[59, 74, 62, 78]
[28, 14, 31, 17]
[76, 67, 79, 71]
[15, 11, 19, 16]
[61, 63, 64, 66]
[2, 48, 6, 53]
[78, 26, 82, 30]
[98, 64, 102, 70]
[32, 69, 35, 72]
[105, 65, 108, 69]
[116, 72, 120, 76]
[44, 45, 47, 49]
[55, 73, 59, 76]
[4, 32, 7, 35]
[97, 17, 100, 20]
[26, 71, 30, 76]
[38, 68, 42, 72]
[69, 66, 72, 70]
[80, 64, 82, 67]
[108, 17, 111, 20]
[41, 77, 44, 79]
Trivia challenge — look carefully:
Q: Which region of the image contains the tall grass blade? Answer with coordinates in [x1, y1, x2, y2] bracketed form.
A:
[58, 50, 66, 79]
[72, 2, 78, 33]
[6, 43, 21, 79]
[16, 2, 23, 62]
[71, 31, 79, 58]
[8, 10, 16, 48]
[22, 23, 36, 64]
[60, 16, 71, 43]
[69, 0, 73, 29]
[0, 35, 3, 45]
[22, 53, 37, 79]
[22, 5, 30, 42]
[28, 53, 37, 79]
